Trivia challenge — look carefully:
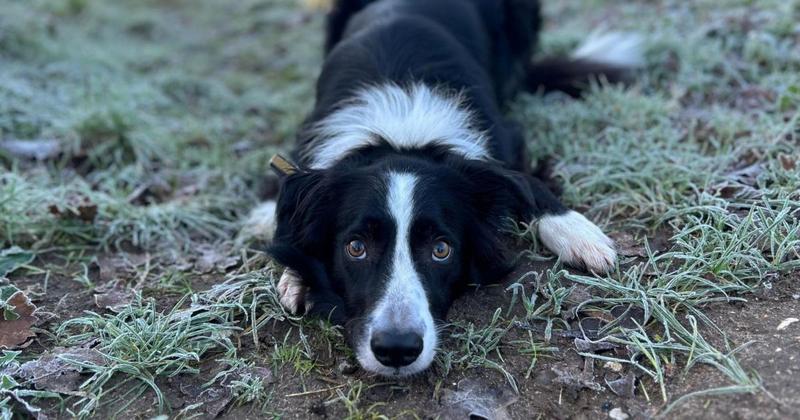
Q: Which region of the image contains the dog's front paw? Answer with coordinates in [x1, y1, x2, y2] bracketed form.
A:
[537, 210, 617, 273]
[277, 268, 311, 314]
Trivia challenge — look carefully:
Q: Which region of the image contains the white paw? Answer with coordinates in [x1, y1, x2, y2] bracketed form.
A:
[537, 210, 617, 273]
[277, 268, 310, 314]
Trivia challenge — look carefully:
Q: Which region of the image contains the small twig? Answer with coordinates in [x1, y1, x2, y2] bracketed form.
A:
[286, 384, 346, 398]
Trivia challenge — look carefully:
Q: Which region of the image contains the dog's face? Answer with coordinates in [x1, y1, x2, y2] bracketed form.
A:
[269, 155, 530, 376]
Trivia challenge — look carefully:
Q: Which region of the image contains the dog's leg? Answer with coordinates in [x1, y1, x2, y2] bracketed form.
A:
[526, 178, 617, 273]
[277, 268, 311, 315]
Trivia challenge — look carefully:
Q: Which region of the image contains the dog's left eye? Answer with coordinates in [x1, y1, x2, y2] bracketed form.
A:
[346, 240, 367, 260]
[432, 240, 452, 261]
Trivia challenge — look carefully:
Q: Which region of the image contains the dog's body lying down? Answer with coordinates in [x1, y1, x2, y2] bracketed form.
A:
[266, 0, 641, 376]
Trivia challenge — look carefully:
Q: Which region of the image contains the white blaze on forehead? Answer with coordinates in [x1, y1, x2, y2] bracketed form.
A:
[304, 83, 490, 170]
[355, 172, 438, 376]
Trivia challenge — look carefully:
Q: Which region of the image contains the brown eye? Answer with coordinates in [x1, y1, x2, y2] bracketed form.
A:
[346, 240, 367, 260]
[432, 240, 451, 261]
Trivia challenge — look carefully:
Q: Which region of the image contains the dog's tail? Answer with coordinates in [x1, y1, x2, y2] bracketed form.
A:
[526, 32, 645, 96]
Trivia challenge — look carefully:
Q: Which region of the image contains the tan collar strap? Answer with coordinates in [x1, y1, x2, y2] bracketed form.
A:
[269, 154, 300, 177]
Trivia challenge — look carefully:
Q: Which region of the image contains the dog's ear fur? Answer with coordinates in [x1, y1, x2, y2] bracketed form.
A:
[268, 170, 347, 324]
[451, 158, 565, 287]
[446, 160, 535, 287]
[271, 171, 328, 251]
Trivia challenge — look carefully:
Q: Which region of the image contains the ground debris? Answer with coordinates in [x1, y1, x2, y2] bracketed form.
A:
[609, 305, 647, 330]
[90, 253, 151, 282]
[551, 360, 604, 398]
[0, 247, 35, 277]
[17, 347, 106, 394]
[574, 338, 619, 352]
[337, 359, 357, 375]
[93, 282, 135, 312]
[777, 317, 799, 331]
[195, 244, 240, 273]
[603, 361, 624, 373]
[608, 232, 648, 258]
[437, 378, 518, 420]
[562, 285, 593, 319]
[609, 407, 630, 420]
[0, 286, 38, 349]
[48, 193, 98, 223]
[708, 162, 766, 199]
[174, 365, 272, 418]
[605, 372, 636, 398]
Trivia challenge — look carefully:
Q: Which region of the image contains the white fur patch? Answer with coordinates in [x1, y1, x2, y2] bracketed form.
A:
[304, 83, 490, 169]
[538, 210, 617, 273]
[355, 172, 437, 376]
[237, 200, 277, 244]
[572, 31, 644, 68]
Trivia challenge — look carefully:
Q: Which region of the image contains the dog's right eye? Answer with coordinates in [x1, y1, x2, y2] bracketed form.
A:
[346, 240, 367, 260]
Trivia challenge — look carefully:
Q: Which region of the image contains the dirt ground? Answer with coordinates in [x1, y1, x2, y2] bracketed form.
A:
[8, 254, 799, 419]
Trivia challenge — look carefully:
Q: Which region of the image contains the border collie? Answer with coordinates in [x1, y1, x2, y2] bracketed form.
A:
[263, 0, 641, 377]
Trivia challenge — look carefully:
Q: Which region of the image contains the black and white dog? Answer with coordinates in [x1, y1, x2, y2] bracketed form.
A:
[263, 0, 641, 377]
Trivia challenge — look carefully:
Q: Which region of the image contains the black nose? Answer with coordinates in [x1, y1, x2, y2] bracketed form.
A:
[370, 330, 423, 368]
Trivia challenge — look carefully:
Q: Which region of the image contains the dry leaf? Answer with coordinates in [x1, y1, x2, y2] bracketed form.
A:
[17, 347, 106, 394]
[609, 232, 647, 258]
[174, 366, 270, 417]
[195, 245, 239, 273]
[605, 372, 636, 398]
[0, 290, 38, 349]
[48, 194, 97, 222]
[574, 338, 618, 352]
[562, 285, 593, 319]
[437, 378, 518, 420]
[93, 282, 135, 313]
[0, 247, 35, 276]
[609, 305, 647, 329]
[551, 364, 603, 394]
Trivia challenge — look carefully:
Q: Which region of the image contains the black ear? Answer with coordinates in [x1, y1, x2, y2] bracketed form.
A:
[452, 159, 566, 286]
[267, 170, 347, 324]
[272, 171, 328, 251]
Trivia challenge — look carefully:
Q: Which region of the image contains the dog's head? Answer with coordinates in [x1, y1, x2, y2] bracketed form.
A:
[268, 154, 534, 376]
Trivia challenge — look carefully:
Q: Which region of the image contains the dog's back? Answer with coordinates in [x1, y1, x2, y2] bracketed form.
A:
[297, 0, 543, 170]
[325, 0, 540, 102]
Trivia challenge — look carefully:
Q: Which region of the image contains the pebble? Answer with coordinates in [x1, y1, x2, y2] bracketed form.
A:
[777, 317, 799, 331]
[604, 361, 624, 373]
[338, 359, 358, 375]
[609, 407, 629, 420]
